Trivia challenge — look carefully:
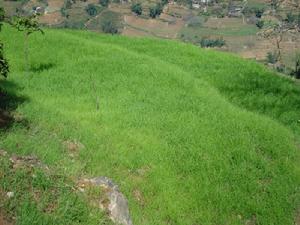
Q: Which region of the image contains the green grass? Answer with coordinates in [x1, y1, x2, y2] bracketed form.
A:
[0, 155, 113, 225]
[0, 25, 300, 225]
[179, 25, 258, 43]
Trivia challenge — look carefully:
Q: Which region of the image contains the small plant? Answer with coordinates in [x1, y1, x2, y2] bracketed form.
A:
[101, 20, 118, 34]
[161, 0, 168, 6]
[86, 4, 98, 16]
[286, 12, 296, 24]
[200, 38, 225, 48]
[0, 43, 9, 78]
[254, 7, 265, 18]
[0, 7, 9, 78]
[266, 51, 278, 64]
[99, 0, 109, 7]
[291, 53, 300, 79]
[149, 3, 163, 18]
[65, 0, 73, 9]
[12, 13, 44, 72]
[131, 3, 142, 15]
[256, 20, 264, 29]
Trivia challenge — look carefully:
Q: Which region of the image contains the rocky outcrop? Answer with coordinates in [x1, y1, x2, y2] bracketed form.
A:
[78, 177, 133, 225]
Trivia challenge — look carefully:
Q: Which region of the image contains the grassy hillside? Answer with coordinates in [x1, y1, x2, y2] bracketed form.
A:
[0, 26, 300, 225]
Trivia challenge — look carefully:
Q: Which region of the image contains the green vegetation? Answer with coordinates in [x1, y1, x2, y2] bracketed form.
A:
[86, 4, 98, 17]
[0, 155, 113, 225]
[0, 26, 300, 225]
[200, 37, 226, 48]
[256, 20, 264, 29]
[267, 51, 278, 64]
[180, 24, 258, 43]
[131, 3, 143, 16]
[99, 0, 109, 7]
[11, 14, 44, 72]
[0, 7, 9, 78]
[149, 3, 163, 18]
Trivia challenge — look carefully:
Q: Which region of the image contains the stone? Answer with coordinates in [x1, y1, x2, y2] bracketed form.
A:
[9, 154, 49, 170]
[0, 150, 7, 157]
[6, 192, 14, 198]
[82, 177, 133, 225]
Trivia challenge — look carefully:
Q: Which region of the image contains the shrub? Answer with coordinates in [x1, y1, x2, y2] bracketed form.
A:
[99, 0, 109, 7]
[242, 6, 265, 18]
[200, 38, 225, 48]
[65, 0, 73, 9]
[101, 20, 118, 34]
[0, 43, 9, 79]
[161, 0, 168, 6]
[131, 3, 142, 15]
[266, 51, 278, 64]
[254, 7, 265, 18]
[86, 4, 98, 16]
[256, 20, 264, 29]
[149, 3, 163, 18]
[0, 8, 8, 78]
[291, 53, 300, 79]
[286, 12, 296, 24]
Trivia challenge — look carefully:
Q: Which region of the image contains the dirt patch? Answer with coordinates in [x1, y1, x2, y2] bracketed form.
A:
[0, 210, 13, 225]
[0, 111, 13, 130]
[133, 189, 145, 207]
[296, 209, 300, 225]
[63, 140, 84, 158]
[39, 12, 64, 25]
[124, 15, 184, 38]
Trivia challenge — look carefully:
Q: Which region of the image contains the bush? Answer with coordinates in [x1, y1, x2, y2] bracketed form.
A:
[101, 20, 118, 34]
[65, 0, 73, 9]
[286, 12, 296, 24]
[291, 53, 300, 79]
[99, 0, 109, 7]
[256, 20, 264, 29]
[131, 3, 142, 15]
[200, 38, 225, 48]
[86, 4, 98, 16]
[149, 3, 163, 18]
[242, 6, 265, 18]
[0, 8, 9, 78]
[161, 0, 168, 5]
[266, 51, 278, 64]
[254, 7, 264, 18]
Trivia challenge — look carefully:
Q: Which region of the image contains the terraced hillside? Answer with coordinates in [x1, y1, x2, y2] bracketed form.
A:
[0, 26, 300, 225]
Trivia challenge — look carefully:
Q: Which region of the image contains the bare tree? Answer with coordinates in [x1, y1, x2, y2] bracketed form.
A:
[258, 20, 299, 64]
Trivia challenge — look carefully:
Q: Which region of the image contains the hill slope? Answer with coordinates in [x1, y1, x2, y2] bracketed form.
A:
[1, 27, 300, 225]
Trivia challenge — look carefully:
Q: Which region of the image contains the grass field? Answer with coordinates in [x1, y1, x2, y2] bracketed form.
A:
[0, 25, 300, 225]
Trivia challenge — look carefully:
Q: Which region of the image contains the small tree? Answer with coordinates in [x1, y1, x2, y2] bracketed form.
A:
[12, 13, 44, 72]
[131, 3, 142, 15]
